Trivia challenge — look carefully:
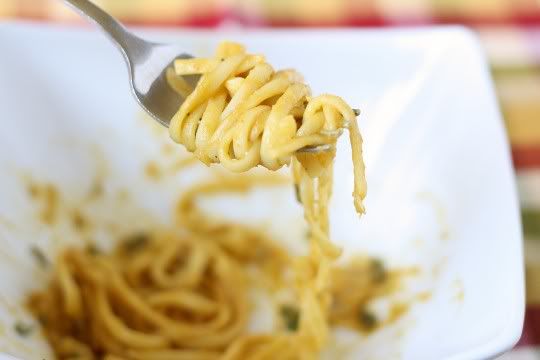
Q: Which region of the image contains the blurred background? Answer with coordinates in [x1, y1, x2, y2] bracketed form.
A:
[1, 0, 540, 357]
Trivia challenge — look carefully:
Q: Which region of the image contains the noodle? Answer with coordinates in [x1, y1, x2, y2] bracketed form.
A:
[29, 176, 396, 360]
[27, 177, 289, 360]
[27, 41, 369, 359]
[169, 41, 366, 357]
[169, 41, 366, 214]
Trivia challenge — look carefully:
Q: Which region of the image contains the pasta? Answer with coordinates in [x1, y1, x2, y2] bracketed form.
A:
[168, 41, 366, 357]
[168, 41, 366, 214]
[27, 41, 369, 359]
[29, 175, 402, 360]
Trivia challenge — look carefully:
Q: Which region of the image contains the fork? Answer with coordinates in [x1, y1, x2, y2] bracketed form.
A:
[63, 0, 356, 153]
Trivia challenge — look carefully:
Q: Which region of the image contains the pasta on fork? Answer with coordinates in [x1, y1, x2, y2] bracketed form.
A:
[168, 41, 366, 214]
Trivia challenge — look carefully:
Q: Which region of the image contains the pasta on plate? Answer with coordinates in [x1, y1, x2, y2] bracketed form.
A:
[28, 41, 371, 360]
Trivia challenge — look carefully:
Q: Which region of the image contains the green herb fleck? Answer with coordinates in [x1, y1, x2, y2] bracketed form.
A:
[37, 315, 48, 326]
[89, 180, 103, 199]
[71, 211, 87, 230]
[370, 258, 386, 284]
[358, 309, 377, 330]
[86, 243, 102, 256]
[14, 321, 33, 337]
[280, 305, 299, 331]
[123, 233, 149, 252]
[294, 184, 301, 203]
[30, 246, 48, 268]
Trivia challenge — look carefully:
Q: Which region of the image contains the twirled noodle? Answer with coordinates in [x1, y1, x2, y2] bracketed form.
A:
[169, 41, 366, 214]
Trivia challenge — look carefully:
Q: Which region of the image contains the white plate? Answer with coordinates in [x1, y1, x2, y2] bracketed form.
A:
[0, 22, 523, 360]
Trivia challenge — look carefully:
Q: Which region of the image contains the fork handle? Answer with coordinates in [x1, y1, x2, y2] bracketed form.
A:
[63, 0, 149, 59]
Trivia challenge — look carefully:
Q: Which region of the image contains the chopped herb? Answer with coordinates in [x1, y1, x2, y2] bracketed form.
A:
[370, 258, 386, 284]
[37, 315, 48, 326]
[14, 321, 33, 337]
[358, 309, 377, 330]
[294, 184, 301, 203]
[30, 246, 48, 268]
[123, 233, 149, 252]
[71, 211, 87, 230]
[27, 184, 39, 198]
[89, 181, 103, 199]
[86, 243, 102, 256]
[280, 305, 299, 331]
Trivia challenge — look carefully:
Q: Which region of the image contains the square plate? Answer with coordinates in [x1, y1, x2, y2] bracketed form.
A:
[0, 22, 523, 360]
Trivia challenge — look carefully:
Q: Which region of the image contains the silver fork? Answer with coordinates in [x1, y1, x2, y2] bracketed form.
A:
[64, 0, 190, 128]
[64, 0, 357, 153]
